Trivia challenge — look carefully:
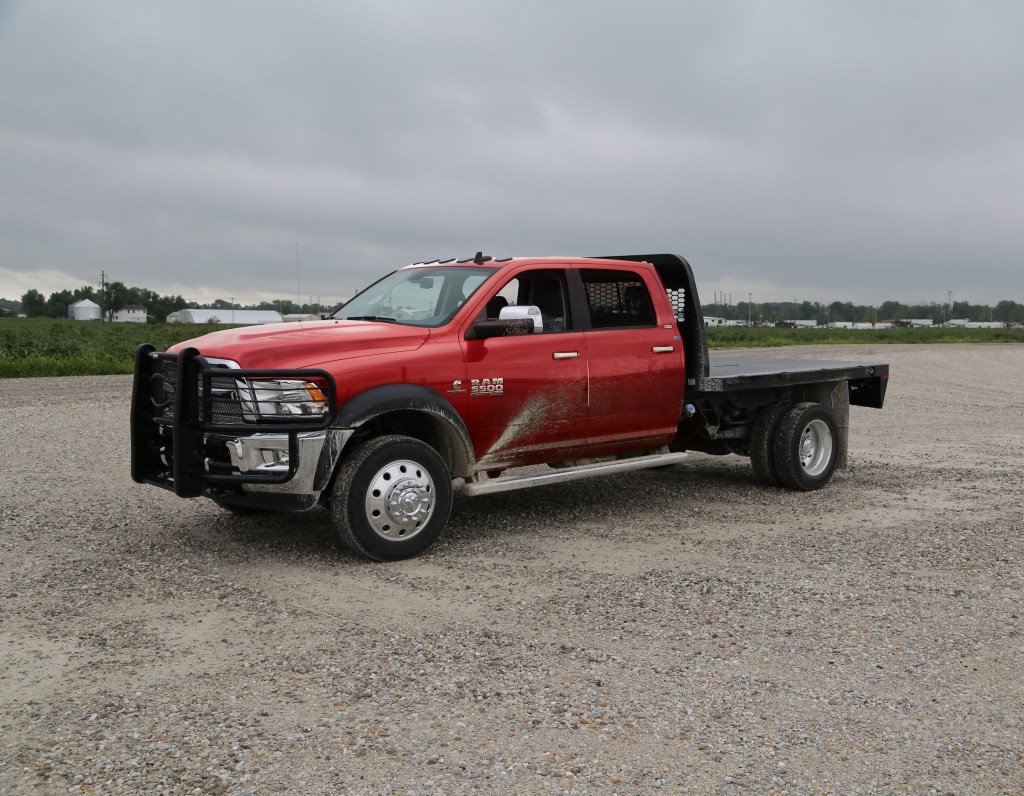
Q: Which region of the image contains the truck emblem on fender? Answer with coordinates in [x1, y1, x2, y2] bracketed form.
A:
[470, 377, 504, 397]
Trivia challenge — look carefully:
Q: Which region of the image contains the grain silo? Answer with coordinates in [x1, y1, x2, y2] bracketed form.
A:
[69, 299, 102, 321]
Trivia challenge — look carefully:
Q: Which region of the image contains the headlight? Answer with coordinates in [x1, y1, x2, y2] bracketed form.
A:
[239, 378, 330, 421]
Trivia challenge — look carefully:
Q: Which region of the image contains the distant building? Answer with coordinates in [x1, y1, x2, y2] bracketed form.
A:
[895, 319, 934, 327]
[778, 320, 818, 328]
[168, 309, 283, 325]
[113, 305, 147, 323]
[69, 299, 102, 321]
[703, 316, 746, 328]
[943, 319, 1005, 329]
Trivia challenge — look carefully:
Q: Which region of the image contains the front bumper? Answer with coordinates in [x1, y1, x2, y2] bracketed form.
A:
[222, 428, 353, 504]
[131, 344, 344, 506]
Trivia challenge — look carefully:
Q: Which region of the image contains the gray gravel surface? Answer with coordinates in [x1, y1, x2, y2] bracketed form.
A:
[1, 344, 1022, 795]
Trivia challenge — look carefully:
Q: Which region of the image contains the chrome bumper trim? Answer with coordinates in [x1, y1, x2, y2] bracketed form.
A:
[225, 428, 353, 497]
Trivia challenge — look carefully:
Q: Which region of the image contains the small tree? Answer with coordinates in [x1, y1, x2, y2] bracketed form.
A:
[46, 290, 76, 318]
[100, 280, 129, 322]
[20, 289, 45, 317]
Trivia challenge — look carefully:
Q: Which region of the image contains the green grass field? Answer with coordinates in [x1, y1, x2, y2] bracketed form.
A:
[0, 318, 227, 378]
[0, 317, 1020, 378]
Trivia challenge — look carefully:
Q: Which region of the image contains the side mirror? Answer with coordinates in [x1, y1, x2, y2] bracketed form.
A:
[499, 305, 542, 331]
[465, 318, 536, 340]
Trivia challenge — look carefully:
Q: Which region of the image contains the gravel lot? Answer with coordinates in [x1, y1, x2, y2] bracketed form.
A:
[2, 343, 1022, 795]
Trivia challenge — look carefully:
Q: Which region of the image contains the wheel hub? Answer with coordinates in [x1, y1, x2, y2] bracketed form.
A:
[798, 419, 833, 476]
[388, 478, 432, 524]
[365, 460, 435, 540]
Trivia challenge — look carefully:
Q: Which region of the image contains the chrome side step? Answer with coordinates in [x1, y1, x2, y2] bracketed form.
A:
[459, 451, 688, 497]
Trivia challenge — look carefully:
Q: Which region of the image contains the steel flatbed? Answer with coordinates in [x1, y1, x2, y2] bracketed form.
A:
[696, 355, 889, 406]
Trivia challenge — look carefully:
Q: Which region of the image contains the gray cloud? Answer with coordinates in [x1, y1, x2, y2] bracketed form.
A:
[2, 0, 1022, 307]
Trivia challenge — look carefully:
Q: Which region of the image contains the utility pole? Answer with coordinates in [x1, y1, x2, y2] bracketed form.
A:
[748, 292, 752, 327]
[99, 270, 108, 322]
[229, 297, 235, 324]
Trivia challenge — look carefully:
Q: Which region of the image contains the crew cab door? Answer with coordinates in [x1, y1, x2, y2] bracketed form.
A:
[579, 267, 685, 452]
[460, 267, 589, 470]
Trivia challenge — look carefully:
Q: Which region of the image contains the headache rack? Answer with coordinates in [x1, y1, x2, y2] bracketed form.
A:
[130, 345, 337, 497]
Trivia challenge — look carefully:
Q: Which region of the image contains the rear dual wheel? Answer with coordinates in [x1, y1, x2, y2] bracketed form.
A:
[750, 402, 793, 485]
[751, 402, 838, 491]
[331, 435, 453, 561]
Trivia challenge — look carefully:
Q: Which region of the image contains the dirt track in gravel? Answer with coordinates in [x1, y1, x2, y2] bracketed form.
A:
[1, 344, 1022, 794]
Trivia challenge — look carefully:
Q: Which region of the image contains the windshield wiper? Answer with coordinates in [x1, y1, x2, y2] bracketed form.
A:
[341, 315, 400, 324]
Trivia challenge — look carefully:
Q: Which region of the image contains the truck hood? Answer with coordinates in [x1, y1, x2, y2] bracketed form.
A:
[167, 320, 431, 369]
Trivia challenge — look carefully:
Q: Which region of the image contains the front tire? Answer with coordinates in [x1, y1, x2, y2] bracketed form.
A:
[331, 435, 453, 561]
[771, 403, 838, 491]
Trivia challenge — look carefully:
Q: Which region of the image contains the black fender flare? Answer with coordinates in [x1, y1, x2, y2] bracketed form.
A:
[332, 384, 475, 477]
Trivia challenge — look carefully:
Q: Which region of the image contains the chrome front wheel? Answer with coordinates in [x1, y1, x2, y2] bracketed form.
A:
[331, 435, 453, 561]
[364, 459, 437, 541]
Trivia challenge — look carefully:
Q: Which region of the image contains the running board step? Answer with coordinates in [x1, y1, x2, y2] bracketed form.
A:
[460, 452, 688, 497]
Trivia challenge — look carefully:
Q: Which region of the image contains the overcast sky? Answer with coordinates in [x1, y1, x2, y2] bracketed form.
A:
[1, 1, 1022, 308]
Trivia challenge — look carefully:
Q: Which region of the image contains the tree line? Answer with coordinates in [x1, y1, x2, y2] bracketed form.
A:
[704, 298, 1024, 325]
[5, 283, 1024, 325]
[8, 284, 332, 323]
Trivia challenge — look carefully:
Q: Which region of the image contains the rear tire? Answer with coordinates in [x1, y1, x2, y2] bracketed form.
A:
[331, 435, 453, 561]
[772, 402, 838, 491]
[749, 403, 793, 485]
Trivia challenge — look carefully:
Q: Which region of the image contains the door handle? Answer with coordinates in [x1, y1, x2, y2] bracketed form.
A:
[552, 352, 581, 360]
[652, 346, 676, 354]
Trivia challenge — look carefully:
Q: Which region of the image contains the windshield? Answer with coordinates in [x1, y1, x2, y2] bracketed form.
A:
[332, 265, 497, 327]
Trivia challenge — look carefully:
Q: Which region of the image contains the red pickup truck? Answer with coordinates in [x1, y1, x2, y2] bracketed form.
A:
[132, 253, 888, 560]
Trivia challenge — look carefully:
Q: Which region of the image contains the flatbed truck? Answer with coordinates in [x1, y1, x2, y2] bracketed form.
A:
[131, 252, 888, 560]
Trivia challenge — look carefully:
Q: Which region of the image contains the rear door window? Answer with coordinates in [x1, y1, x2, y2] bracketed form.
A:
[580, 269, 657, 329]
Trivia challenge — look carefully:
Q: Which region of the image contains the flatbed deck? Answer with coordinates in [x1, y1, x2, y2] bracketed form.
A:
[693, 354, 889, 408]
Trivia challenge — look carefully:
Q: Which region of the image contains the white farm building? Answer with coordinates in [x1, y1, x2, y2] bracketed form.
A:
[113, 305, 147, 323]
[168, 309, 283, 325]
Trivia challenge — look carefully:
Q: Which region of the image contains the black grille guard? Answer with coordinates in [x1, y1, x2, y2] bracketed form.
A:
[131, 344, 337, 497]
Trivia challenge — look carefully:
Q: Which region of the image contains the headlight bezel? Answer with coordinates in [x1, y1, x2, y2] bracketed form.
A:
[239, 378, 332, 421]
[198, 356, 337, 429]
